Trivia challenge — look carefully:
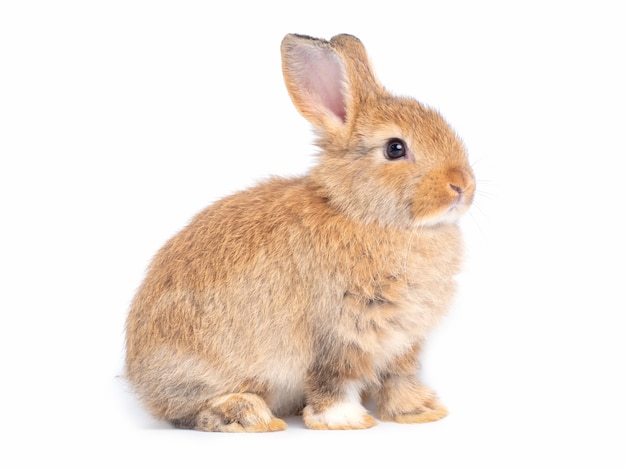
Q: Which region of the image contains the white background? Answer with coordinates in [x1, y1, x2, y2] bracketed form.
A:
[1, 1, 625, 467]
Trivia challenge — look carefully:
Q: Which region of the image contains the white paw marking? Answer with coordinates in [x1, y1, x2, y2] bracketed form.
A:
[315, 401, 369, 427]
[307, 381, 369, 427]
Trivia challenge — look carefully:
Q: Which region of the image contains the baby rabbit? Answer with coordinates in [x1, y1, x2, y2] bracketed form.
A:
[125, 33, 475, 432]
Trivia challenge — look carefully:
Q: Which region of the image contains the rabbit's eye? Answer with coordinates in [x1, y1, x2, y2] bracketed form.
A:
[384, 138, 407, 160]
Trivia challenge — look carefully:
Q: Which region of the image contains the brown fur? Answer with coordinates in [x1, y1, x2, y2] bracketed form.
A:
[125, 33, 475, 431]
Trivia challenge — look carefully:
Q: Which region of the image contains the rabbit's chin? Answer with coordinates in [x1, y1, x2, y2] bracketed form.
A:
[414, 203, 471, 228]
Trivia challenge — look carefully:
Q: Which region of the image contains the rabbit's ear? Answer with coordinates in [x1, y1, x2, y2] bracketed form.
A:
[281, 34, 381, 133]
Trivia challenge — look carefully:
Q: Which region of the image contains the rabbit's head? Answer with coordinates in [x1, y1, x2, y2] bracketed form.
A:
[281, 34, 474, 228]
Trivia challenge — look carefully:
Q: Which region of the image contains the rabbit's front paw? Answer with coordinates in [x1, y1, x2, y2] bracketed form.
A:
[303, 402, 377, 430]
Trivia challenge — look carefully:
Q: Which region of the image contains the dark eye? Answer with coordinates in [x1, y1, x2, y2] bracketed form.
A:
[384, 138, 407, 160]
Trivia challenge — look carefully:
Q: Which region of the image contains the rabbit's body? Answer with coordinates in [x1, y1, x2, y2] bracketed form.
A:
[125, 34, 474, 431]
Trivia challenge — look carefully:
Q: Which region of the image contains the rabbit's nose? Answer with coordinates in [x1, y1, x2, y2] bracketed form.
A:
[448, 166, 474, 190]
[446, 168, 475, 205]
[449, 183, 463, 195]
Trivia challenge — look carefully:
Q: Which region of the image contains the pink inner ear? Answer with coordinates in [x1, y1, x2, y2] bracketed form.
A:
[299, 47, 347, 123]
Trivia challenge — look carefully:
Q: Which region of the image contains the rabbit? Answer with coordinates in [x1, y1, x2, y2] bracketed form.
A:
[125, 33, 475, 432]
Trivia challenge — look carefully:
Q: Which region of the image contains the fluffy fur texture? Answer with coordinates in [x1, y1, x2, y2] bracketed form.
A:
[125, 33, 475, 432]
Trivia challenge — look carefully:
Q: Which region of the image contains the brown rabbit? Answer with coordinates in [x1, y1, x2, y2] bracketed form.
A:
[125, 33, 475, 432]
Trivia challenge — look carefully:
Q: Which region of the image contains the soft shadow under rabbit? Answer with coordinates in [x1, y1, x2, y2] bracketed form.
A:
[125, 33, 475, 432]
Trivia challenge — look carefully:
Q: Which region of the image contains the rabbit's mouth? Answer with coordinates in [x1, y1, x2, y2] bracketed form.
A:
[446, 198, 471, 218]
[449, 184, 474, 212]
[443, 185, 474, 219]
[414, 188, 474, 228]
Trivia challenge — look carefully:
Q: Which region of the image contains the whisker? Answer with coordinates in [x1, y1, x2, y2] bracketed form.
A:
[470, 157, 488, 169]
[474, 189, 497, 200]
[468, 210, 488, 242]
[469, 200, 488, 218]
